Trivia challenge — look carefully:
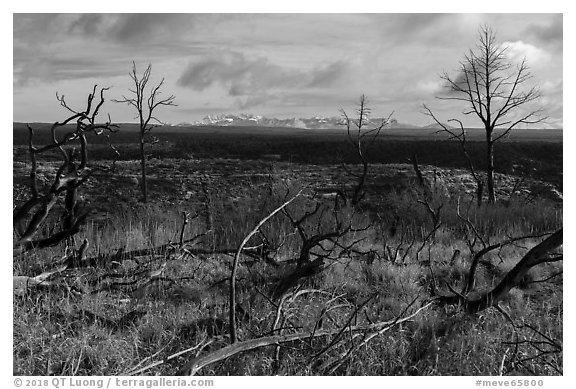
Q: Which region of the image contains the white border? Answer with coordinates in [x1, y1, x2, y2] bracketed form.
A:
[4, 2, 572, 386]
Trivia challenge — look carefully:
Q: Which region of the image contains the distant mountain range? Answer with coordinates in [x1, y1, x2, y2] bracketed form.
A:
[173, 113, 449, 130]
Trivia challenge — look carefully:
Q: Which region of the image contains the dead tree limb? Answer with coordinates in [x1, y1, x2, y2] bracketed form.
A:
[123, 337, 213, 376]
[229, 191, 302, 344]
[436, 229, 562, 313]
[423, 106, 485, 206]
[274, 197, 371, 298]
[177, 301, 433, 375]
[317, 297, 423, 374]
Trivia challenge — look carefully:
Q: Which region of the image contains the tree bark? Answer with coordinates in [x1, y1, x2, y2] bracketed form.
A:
[351, 160, 368, 206]
[139, 134, 148, 203]
[486, 130, 496, 203]
[436, 229, 562, 314]
[465, 229, 562, 313]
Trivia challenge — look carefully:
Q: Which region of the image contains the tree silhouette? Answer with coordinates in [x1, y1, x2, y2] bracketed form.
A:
[115, 62, 176, 203]
[426, 25, 546, 203]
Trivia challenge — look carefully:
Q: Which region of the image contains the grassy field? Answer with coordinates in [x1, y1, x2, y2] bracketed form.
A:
[13, 123, 563, 376]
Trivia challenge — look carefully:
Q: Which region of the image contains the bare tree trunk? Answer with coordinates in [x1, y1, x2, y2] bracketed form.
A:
[411, 154, 428, 188]
[139, 134, 148, 203]
[486, 131, 496, 203]
[351, 160, 368, 206]
[63, 149, 78, 233]
[476, 180, 484, 207]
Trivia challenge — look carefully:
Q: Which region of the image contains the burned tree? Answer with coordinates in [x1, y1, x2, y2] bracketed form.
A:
[114, 62, 176, 203]
[13, 85, 117, 254]
[228, 192, 302, 344]
[427, 25, 545, 203]
[434, 227, 562, 314]
[423, 109, 485, 206]
[227, 188, 372, 344]
[341, 95, 392, 206]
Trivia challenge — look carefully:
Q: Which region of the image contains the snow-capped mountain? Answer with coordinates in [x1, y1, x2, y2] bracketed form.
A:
[195, 114, 302, 128]
[182, 114, 423, 130]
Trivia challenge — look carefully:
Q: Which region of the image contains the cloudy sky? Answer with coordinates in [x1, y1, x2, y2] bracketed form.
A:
[13, 13, 563, 127]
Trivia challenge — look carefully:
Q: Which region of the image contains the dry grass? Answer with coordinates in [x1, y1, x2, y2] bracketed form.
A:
[13, 160, 562, 376]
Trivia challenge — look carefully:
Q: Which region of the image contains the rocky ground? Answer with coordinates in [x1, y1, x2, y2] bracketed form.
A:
[13, 157, 562, 229]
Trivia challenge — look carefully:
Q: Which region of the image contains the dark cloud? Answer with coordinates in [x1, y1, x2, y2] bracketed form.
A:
[178, 52, 288, 92]
[13, 42, 138, 88]
[308, 61, 349, 87]
[14, 55, 124, 87]
[66, 14, 198, 45]
[66, 14, 235, 47]
[178, 51, 349, 101]
[15, 14, 209, 46]
[68, 14, 104, 35]
[178, 51, 351, 111]
[524, 14, 562, 47]
[14, 14, 209, 87]
[106, 14, 187, 43]
[431, 69, 468, 98]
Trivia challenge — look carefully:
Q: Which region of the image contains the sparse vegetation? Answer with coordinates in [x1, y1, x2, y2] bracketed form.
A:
[13, 119, 562, 375]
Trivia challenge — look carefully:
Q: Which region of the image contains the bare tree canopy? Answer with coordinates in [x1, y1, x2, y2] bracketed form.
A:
[427, 25, 546, 203]
[14, 85, 118, 253]
[341, 95, 392, 206]
[114, 62, 176, 203]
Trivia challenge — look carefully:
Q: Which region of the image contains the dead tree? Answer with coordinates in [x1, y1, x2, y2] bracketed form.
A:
[114, 62, 176, 203]
[427, 25, 546, 203]
[434, 221, 562, 314]
[275, 195, 372, 297]
[341, 95, 392, 206]
[13, 85, 117, 254]
[229, 192, 302, 344]
[226, 186, 373, 346]
[423, 107, 485, 206]
[411, 154, 428, 190]
[379, 199, 443, 265]
[177, 294, 432, 375]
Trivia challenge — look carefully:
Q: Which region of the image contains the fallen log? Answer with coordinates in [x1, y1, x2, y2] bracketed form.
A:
[177, 302, 432, 375]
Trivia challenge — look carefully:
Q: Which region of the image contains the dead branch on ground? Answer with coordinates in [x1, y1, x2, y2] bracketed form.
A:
[177, 300, 432, 375]
[435, 229, 562, 313]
